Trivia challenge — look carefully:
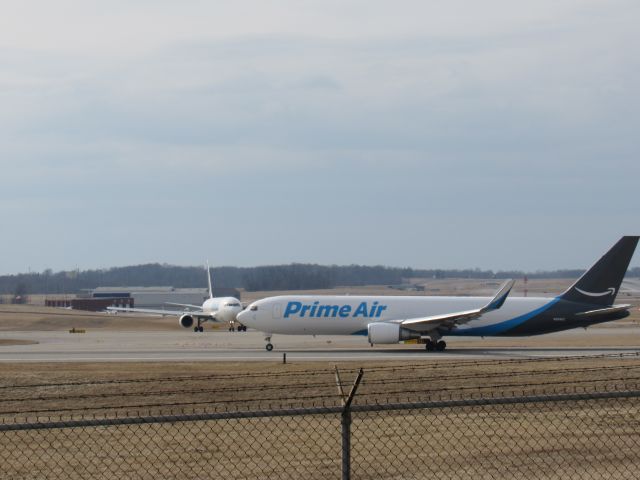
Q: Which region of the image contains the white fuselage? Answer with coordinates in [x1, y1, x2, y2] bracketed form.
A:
[237, 295, 554, 337]
[203, 297, 243, 323]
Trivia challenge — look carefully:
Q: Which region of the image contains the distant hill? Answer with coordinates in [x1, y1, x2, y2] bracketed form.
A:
[1, 263, 638, 295]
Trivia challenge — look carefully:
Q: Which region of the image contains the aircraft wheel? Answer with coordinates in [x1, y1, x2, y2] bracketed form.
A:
[436, 340, 447, 352]
[199, 326, 204, 333]
[193, 326, 199, 333]
[266, 343, 274, 352]
[425, 339, 435, 352]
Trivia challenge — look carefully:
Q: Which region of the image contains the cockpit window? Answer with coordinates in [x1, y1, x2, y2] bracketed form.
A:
[250, 305, 258, 311]
[225, 302, 241, 307]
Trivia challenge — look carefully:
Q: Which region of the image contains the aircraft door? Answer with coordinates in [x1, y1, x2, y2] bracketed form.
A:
[273, 303, 282, 319]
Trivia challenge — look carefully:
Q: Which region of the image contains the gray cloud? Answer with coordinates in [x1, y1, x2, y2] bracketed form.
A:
[0, 1, 639, 273]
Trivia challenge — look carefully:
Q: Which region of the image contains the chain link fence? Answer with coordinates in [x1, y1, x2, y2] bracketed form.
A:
[2, 380, 640, 478]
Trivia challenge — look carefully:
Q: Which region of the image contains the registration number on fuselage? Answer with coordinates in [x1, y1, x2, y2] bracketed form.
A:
[284, 301, 388, 319]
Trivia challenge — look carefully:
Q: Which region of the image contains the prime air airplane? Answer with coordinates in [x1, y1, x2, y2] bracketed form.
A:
[237, 237, 639, 352]
[107, 264, 243, 332]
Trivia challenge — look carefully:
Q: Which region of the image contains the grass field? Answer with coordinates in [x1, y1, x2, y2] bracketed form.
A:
[1, 356, 640, 479]
[4, 396, 636, 480]
[2, 353, 640, 419]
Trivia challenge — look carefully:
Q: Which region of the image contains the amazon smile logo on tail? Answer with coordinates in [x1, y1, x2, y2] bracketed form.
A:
[575, 287, 616, 297]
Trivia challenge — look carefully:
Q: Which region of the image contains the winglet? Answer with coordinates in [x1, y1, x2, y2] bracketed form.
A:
[206, 261, 214, 299]
[485, 279, 515, 312]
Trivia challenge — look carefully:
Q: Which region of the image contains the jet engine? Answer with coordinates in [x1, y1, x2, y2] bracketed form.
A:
[367, 323, 420, 344]
[179, 314, 194, 329]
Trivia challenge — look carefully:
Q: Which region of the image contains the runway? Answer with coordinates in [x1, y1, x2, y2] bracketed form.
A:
[1, 329, 640, 362]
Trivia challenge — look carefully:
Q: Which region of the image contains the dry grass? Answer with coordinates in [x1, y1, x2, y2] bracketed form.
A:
[2, 355, 640, 419]
[2, 400, 638, 479]
[1, 358, 640, 479]
[0, 339, 37, 346]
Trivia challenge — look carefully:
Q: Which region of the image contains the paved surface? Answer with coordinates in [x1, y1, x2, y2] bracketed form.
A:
[0, 329, 639, 362]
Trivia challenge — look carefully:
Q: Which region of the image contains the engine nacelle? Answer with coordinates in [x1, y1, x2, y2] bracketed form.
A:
[179, 314, 194, 329]
[367, 322, 420, 344]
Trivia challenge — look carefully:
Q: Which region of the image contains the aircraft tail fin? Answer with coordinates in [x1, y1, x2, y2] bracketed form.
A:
[206, 261, 214, 299]
[560, 236, 639, 306]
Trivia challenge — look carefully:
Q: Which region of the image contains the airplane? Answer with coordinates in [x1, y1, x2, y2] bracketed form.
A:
[107, 263, 244, 332]
[237, 236, 639, 352]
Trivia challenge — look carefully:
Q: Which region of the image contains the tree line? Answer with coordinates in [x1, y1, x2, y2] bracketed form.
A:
[0, 263, 638, 295]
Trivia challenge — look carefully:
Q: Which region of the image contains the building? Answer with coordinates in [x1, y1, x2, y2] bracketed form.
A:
[45, 297, 133, 312]
[44, 286, 241, 312]
[90, 286, 241, 310]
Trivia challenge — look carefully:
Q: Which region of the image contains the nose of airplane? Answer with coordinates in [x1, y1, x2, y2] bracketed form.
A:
[238, 303, 260, 327]
[237, 309, 250, 325]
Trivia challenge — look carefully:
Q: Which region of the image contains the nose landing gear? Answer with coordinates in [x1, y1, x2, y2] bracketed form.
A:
[265, 335, 274, 351]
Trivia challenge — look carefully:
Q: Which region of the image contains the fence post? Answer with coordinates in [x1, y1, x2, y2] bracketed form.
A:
[336, 368, 363, 480]
[341, 408, 351, 480]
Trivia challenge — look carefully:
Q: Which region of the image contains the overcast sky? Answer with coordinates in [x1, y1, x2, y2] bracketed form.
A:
[1, 0, 639, 275]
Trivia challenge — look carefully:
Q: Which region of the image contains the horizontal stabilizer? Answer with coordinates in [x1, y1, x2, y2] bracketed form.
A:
[574, 304, 632, 318]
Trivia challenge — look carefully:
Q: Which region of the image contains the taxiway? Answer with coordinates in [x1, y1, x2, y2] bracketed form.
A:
[0, 329, 639, 362]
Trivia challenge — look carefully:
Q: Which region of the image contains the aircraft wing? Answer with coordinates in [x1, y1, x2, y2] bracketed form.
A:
[399, 279, 515, 332]
[165, 302, 204, 310]
[106, 306, 212, 318]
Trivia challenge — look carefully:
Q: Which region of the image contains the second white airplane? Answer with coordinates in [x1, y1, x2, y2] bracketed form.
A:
[108, 264, 243, 332]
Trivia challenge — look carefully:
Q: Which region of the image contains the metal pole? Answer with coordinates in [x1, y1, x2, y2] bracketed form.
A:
[342, 409, 351, 480]
[340, 368, 363, 480]
[335, 365, 346, 402]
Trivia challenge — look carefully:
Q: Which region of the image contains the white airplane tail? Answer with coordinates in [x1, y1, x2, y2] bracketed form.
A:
[206, 261, 214, 299]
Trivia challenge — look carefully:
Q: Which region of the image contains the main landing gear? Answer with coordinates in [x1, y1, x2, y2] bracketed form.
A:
[424, 338, 447, 352]
[228, 321, 248, 332]
[193, 320, 204, 333]
[265, 335, 274, 352]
